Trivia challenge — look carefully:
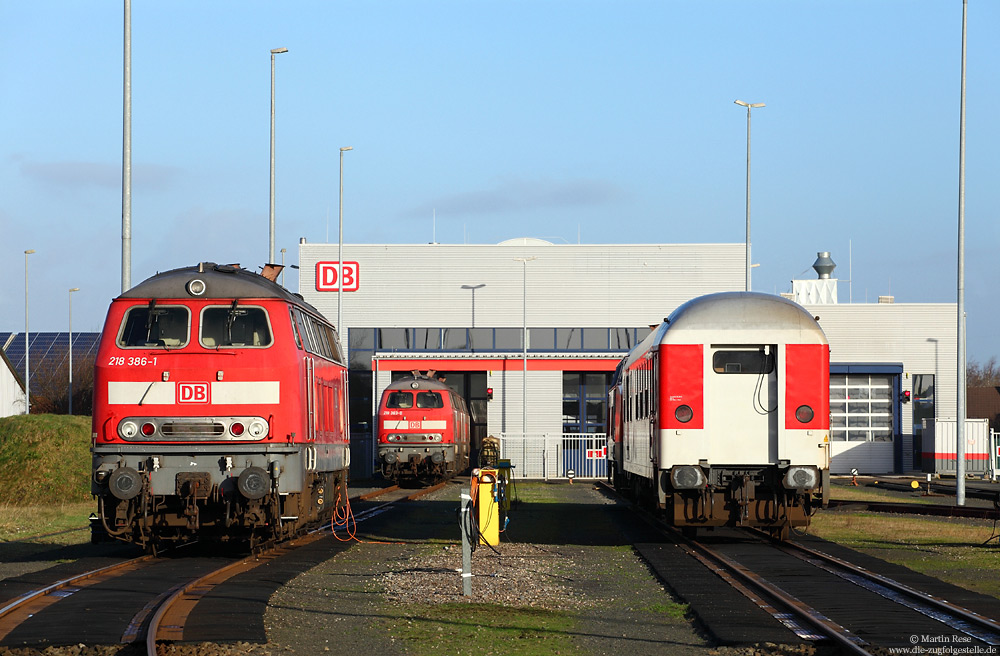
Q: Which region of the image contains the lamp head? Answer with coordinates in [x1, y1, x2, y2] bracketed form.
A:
[271, 47, 288, 55]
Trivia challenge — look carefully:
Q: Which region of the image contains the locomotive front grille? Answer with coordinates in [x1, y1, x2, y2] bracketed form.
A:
[162, 421, 226, 437]
[118, 416, 270, 441]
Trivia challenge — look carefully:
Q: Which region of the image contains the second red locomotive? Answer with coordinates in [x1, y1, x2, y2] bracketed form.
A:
[377, 374, 471, 483]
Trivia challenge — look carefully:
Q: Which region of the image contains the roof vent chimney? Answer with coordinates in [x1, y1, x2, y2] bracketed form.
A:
[813, 252, 836, 279]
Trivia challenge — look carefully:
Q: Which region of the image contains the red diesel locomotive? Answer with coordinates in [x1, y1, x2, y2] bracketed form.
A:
[91, 262, 349, 549]
[608, 292, 830, 539]
[377, 374, 471, 483]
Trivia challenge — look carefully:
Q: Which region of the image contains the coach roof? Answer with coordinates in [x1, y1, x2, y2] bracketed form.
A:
[663, 292, 827, 343]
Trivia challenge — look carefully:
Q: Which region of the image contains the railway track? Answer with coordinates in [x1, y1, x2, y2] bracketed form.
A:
[670, 529, 1000, 654]
[598, 481, 1000, 653]
[0, 481, 448, 654]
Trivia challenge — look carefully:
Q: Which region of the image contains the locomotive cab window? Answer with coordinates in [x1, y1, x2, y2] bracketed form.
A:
[200, 305, 272, 348]
[118, 304, 190, 348]
[713, 348, 774, 374]
[416, 392, 444, 409]
[386, 392, 413, 409]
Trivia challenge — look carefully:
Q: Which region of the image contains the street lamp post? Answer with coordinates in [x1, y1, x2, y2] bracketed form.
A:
[460, 284, 486, 327]
[268, 46, 288, 264]
[513, 257, 536, 437]
[122, 0, 132, 293]
[24, 250, 35, 415]
[956, 0, 968, 506]
[338, 146, 353, 342]
[734, 99, 765, 291]
[68, 288, 80, 415]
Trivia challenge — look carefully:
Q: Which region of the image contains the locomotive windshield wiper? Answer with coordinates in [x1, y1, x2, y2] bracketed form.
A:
[225, 298, 247, 346]
[144, 298, 157, 343]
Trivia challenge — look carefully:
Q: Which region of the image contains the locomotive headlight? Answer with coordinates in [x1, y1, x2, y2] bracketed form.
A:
[230, 422, 246, 437]
[186, 278, 207, 296]
[387, 434, 400, 442]
[674, 405, 694, 423]
[795, 405, 815, 423]
[670, 465, 706, 490]
[247, 420, 268, 438]
[120, 421, 139, 438]
[783, 466, 818, 490]
[428, 434, 443, 443]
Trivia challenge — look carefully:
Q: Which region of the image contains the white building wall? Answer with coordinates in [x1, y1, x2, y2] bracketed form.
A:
[483, 369, 562, 437]
[807, 303, 956, 474]
[1, 353, 25, 417]
[299, 242, 745, 335]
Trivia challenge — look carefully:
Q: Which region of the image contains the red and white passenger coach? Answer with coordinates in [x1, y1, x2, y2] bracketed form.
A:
[608, 292, 830, 539]
[91, 262, 349, 549]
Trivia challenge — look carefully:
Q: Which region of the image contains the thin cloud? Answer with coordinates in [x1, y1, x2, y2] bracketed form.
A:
[18, 158, 180, 192]
[405, 177, 626, 218]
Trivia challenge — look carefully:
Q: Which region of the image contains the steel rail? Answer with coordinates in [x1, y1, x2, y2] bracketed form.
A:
[593, 480, 872, 654]
[0, 554, 155, 640]
[677, 536, 874, 656]
[777, 538, 1000, 642]
[145, 480, 449, 654]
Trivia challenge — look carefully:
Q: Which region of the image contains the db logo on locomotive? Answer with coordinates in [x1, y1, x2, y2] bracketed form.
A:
[178, 382, 210, 404]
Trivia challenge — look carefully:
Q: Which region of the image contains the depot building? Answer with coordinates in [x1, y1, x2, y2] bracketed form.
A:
[296, 238, 956, 479]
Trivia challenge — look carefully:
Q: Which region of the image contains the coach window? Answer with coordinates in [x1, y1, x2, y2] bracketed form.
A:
[200, 305, 272, 348]
[712, 349, 774, 374]
[118, 305, 190, 348]
[386, 392, 413, 409]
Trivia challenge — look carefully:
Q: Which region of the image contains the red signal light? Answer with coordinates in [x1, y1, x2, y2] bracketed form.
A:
[486, 387, 494, 401]
[902, 390, 911, 404]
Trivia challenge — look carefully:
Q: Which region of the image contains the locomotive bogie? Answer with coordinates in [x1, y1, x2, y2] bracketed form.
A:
[378, 443, 467, 479]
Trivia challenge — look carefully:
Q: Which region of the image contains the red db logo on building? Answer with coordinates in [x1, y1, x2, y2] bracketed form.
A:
[178, 382, 210, 404]
[316, 261, 360, 292]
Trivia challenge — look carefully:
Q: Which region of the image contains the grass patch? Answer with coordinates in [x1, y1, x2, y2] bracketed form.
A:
[0, 414, 92, 505]
[808, 511, 1000, 600]
[829, 481, 941, 504]
[385, 602, 581, 656]
[644, 601, 689, 619]
[0, 501, 93, 542]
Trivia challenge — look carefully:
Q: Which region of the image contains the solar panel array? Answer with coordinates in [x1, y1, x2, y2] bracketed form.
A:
[0, 332, 101, 382]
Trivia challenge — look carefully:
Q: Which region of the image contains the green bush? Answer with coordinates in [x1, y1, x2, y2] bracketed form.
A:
[0, 414, 92, 504]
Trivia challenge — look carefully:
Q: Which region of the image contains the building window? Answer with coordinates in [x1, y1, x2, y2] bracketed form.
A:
[830, 373, 893, 441]
[563, 372, 611, 434]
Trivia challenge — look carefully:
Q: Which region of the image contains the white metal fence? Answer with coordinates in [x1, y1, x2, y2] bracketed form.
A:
[497, 433, 608, 480]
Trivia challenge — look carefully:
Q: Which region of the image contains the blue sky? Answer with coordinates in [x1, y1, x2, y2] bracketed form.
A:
[2, 2, 997, 361]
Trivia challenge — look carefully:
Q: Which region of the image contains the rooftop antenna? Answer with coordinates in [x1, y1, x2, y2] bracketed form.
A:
[433, 209, 436, 244]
